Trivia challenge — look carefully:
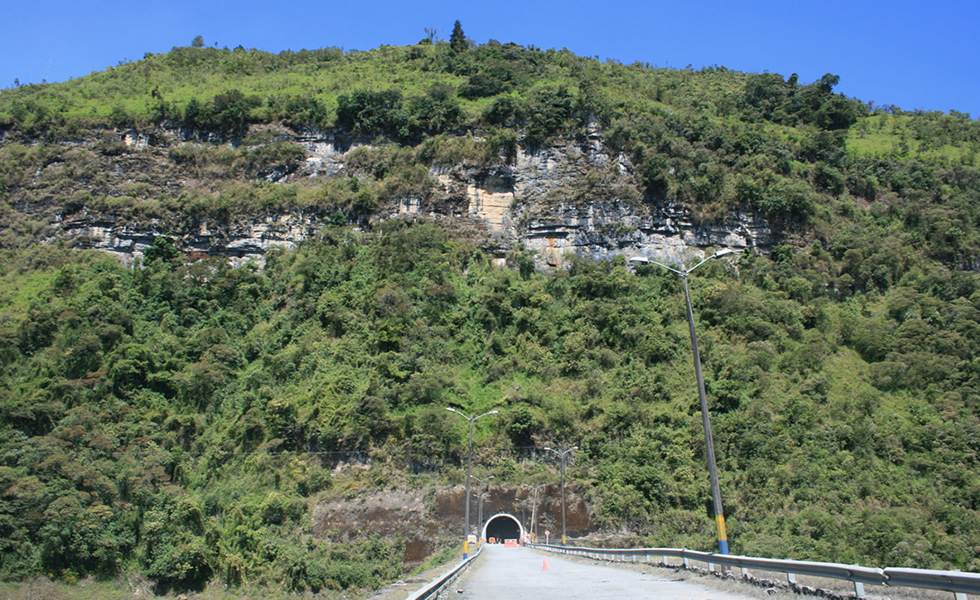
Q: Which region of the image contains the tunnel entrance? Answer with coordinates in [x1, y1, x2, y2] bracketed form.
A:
[482, 513, 524, 542]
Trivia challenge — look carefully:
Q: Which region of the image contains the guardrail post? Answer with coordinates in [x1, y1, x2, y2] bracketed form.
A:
[788, 573, 797, 585]
[954, 593, 967, 600]
[741, 567, 750, 578]
[683, 556, 690, 569]
[709, 561, 717, 573]
[853, 581, 866, 598]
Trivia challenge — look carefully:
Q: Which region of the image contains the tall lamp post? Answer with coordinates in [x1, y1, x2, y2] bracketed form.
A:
[529, 483, 546, 542]
[630, 248, 734, 554]
[544, 445, 577, 546]
[447, 407, 499, 558]
[472, 474, 495, 542]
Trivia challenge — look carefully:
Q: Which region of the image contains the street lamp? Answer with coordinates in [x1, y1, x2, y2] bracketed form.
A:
[472, 474, 495, 541]
[447, 407, 499, 558]
[630, 248, 734, 554]
[529, 483, 547, 542]
[544, 445, 577, 546]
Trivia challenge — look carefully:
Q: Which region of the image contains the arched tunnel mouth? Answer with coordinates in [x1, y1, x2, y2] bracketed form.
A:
[484, 514, 522, 541]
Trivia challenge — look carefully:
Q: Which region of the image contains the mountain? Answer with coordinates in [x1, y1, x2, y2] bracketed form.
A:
[1, 32, 980, 596]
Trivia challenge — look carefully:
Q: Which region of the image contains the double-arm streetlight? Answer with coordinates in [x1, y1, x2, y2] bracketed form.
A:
[544, 445, 577, 546]
[447, 407, 499, 557]
[630, 248, 734, 555]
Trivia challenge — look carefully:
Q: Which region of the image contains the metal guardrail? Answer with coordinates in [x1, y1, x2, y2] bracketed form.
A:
[884, 568, 980, 597]
[530, 544, 980, 600]
[405, 545, 482, 600]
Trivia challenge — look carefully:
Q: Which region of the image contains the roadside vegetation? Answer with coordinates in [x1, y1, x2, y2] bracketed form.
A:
[2, 216, 979, 592]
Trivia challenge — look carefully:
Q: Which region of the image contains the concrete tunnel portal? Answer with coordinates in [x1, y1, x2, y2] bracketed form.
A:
[481, 513, 525, 542]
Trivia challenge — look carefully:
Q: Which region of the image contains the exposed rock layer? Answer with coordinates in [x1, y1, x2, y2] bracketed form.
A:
[36, 126, 775, 268]
[312, 483, 591, 566]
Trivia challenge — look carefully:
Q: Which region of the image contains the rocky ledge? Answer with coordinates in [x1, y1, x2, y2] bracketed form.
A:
[41, 125, 775, 269]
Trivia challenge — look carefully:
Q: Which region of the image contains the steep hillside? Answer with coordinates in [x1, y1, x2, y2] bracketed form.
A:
[3, 38, 977, 268]
[1, 33, 980, 597]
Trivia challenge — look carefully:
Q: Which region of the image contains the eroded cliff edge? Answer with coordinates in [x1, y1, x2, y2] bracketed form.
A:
[16, 124, 774, 269]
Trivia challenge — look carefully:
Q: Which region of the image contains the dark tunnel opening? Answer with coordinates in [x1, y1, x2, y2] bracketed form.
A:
[484, 515, 521, 541]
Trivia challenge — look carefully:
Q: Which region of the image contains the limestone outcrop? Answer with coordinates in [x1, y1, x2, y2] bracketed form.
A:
[41, 125, 775, 268]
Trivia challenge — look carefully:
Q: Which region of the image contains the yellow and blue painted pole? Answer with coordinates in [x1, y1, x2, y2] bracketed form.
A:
[630, 251, 736, 556]
[716, 514, 729, 554]
[682, 270, 729, 555]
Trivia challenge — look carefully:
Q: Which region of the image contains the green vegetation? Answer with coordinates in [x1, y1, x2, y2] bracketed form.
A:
[2, 31, 977, 244]
[1, 216, 980, 592]
[1, 25, 980, 597]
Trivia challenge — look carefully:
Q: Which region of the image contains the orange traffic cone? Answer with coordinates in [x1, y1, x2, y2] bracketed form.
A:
[542, 556, 548, 571]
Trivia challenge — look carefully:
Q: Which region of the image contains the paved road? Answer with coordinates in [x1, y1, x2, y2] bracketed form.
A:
[453, 545, 761, 600]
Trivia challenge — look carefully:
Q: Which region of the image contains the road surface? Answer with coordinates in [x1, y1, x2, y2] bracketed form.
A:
[452, 544, 763, 600]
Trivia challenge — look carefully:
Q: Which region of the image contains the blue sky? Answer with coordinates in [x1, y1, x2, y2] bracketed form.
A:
[3, 0, 979, 118]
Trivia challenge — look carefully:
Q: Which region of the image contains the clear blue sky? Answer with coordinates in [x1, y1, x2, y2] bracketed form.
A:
[3, 0, 978, 118]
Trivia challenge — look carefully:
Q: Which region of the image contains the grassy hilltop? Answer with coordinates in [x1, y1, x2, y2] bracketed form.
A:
[1, 28, 980, 597]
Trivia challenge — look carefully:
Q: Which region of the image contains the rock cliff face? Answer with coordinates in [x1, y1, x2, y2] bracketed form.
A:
[43, 125, 775, 268]
[312, 482, 590, 567]
[51, 209, 321, 268]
